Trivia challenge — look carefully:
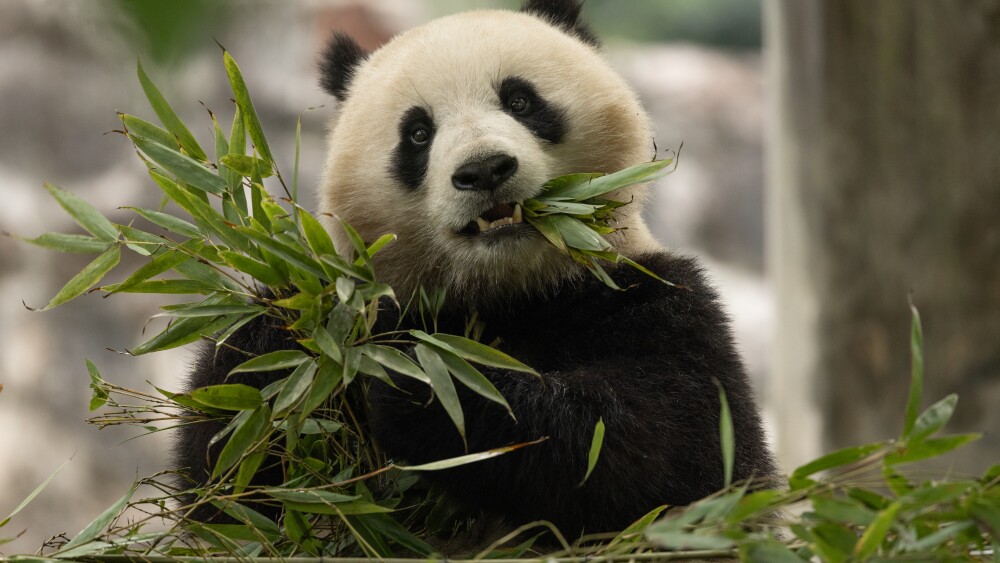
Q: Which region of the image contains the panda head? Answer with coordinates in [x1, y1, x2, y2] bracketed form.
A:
[317, 0, 657, 306]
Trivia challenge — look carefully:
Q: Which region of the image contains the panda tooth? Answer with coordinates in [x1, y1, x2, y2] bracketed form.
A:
[512, 203, 522, 224]
[476, 217, 490, 232]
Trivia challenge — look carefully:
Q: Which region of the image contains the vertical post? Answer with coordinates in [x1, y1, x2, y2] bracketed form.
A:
[766, 0, 1000, 471]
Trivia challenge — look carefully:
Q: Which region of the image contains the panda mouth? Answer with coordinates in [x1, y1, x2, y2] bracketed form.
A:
[459, 202, 524, 235]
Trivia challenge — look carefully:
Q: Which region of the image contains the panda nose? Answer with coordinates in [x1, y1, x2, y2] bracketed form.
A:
[451, 154, 518, 191]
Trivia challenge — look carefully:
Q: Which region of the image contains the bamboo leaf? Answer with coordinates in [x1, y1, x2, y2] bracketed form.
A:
[220, 154, 273, 178]
[398, 438, 547, 471]
[415, 343, 465, 442]
[219, 251, 286, 287]
[57, 484, 137, 553]
[137, 59, 208, 161]
[124, 207, 202, 238]
[361, 345, 428, 383]
[230, 350, 309, 374]
[437, 349, 510, 415]
[40, 245, 120, 310]
[120, 113, 177, 149]
[156, 304, 265, 318]
[224, 51, 273, 167]
[131, 134, 225, 194]
[213, 405, 270, 479]
[902, 300, 924, 439]
[16, 233, 110, 254]
[908, 394, 958, 444]
[1, 458, 72, 529]
[412, 331, 538, 375]
[273, 360, 318, 417]
[43, 183, 119, 242]
[716, 379, 735, 488]
[191, 384, 263, 411]
[131, 312, 233, 355]
[579, 417, 605, 486]
[113, 240, 202, 294]
[854, 501, 901, 559]
[789, 443, 887, 490]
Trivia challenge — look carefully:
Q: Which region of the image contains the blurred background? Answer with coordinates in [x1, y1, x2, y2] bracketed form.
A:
[1, 0, 996, 554]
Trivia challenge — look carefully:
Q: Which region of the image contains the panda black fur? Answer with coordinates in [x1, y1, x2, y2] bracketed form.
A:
[175, 0, 776, 537]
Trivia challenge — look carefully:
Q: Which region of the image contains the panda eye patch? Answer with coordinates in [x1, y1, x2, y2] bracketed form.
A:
[392, 106, 435, 190]
[498, 76, 566, 144]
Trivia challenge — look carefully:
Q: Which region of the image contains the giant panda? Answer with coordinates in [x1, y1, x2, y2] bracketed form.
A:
[177, 0, 776, 538]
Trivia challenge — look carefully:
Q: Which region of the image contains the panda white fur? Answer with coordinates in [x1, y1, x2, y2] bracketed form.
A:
[177, 0, 775, 537]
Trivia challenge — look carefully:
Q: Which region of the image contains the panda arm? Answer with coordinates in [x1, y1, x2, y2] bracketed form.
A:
[367, 251, 775, 533]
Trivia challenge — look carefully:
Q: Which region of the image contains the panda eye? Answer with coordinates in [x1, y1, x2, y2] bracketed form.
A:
[508, 95, 530, 114]
[410, 127, 430, 145]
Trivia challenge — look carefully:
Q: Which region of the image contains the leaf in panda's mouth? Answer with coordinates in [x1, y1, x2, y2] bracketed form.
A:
[522, 158, 677, 290]
[464, 202, 524, 234]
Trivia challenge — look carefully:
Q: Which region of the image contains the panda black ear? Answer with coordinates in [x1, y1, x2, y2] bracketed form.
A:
[318, 33, 369, 101]
[520, 0, 601, 47]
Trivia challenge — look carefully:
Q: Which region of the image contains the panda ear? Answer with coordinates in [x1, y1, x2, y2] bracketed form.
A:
[319, 33, 369, 101]
[520, 0, 601, 47]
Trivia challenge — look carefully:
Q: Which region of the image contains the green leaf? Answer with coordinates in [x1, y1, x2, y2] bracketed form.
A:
[437, 349, 511, 415]
[213, 405, 270, 479]
[525, 214, 568, 253]
[40, 245, 120, 310]
[810, 495, 875, 525]
[548, 214, 611, 252]
[220, 154, 273, 178]
[230, 350, 309, 374]
[299, 208, 336, 258]
[740, 539, 807, 562]
[299, 359, 344, 418]
[131, 134, 225, 194]
[789, 442, 886, 490]
[537, 172, 602, 199]
[273, 360, 317, 417]
[219, 251, 286, 287]
[886, 433, 980, 466]
[124, 207, 202, 238]
[191, 384, 263, 411]
[902, 301, 924, 439]
[137, 59, 207, 161]
[908, 393, 958, 444]
[398, 438, 546, 471]
[854, 500, 901, 559]
[716, 379, 735, 488]
[156, 304, 265, 318]
[364, 233, 397, 259]
[114, 240, 202, 294]
[361, 345, 428, 383]
[645, 530, 734, 551]
[43, 183, 118, 242]
[415, 343, 465, 442]
[265, 490, 359, 505]
[119, 113, 177, 149]
[57, 484, 137, 553]
[131, 311, 233, 355]
[224, 51, 273, 167]
[412, 331, 538, 375]
[101, 279, 216, 295]
[1, 458, 72, 529]
[235, 226, 326, 279]
[313, 326, 343, 363]
[545, 159, 670, 201]
[579, 417, 605, 486]
[86, 360, 108, 412]
[15, 233, 110, 254]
